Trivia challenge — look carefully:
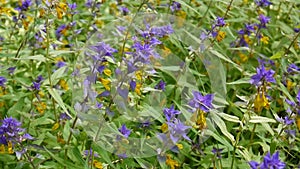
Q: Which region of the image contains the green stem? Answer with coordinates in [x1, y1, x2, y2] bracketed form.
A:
[283, 31, 300, 57]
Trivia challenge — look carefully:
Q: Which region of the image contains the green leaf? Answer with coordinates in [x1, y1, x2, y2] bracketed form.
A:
[270, 50, 284, 60]
[210, 50, 242, 71]
[43, 67, 67, 85]
[210, 112, 235, 143]
[47, 88, 71, 117]
[16, 54, 46, 62]
[217, 112, 242, 124]
[249, 116, 276, 123]
[227, 78, 250, 85]
[44, 146, 83, 169]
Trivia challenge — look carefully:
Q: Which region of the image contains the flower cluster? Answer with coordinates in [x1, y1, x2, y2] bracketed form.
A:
[0, 117, 33, 146]
[189, 91, 214, 113]
[250, 65, 276, 87]
[249, 151, 285, 169]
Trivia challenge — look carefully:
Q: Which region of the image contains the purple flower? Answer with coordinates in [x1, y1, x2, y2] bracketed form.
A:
[167, 119, 191, 144]
[83, 148, 99, 158]
[189, 91, 214, 112]
[163, 105, 181, 122]
[55, 24, 68, 39]
[119, 6, 130, 15]
[130, 80, 136, 91]
[60, 113, 71, 120]
[0, 76, 7, 87]
[258, 14, 270, 29]
[118, 124, 131, 138]
[117, 153, 127, 159]
[261, 151, 286, 169]
[239, 24, 255, 35]
[255, 0, 272, 7]
[132, 41, 160, 63]
[36, 75, 44, 83]
[155, 80, 166, 91]
[287, 64, 300, 74]
[170, 1, 181, 12]
[0, 117, 25, 145]
[68, 3, 77, 11]
[294, 28, 300, 33]
[117, 87, 129, 99]
[214, 17, 226, 27]
[297, 90, 300, 104]
[150, 25, 174, 38]
[212, 147, 223, 159]
[249, 161, 260, 169]
[32, 82, 41, 90]
[250, 65, 276, 87]
[16, 0, 32, 11]
[7, 67, 16, 75]
[98, 90, 110, 97]
[56, 61, 66, 68]
[249, 151, 286, 169]
[284, 129, 296, 138]
[89, 42, 117, 61]
[277, 116, 294, 125]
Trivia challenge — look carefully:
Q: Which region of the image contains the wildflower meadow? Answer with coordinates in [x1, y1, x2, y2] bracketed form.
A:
[0, 0, 300, 168]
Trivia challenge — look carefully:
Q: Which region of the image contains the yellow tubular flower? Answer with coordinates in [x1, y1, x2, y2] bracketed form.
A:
[297, 117, 300, 131]
[135, 83, 142, 95]
[216, 31, 226, 42]
[196, 110, 207, 130]
[59, 79, 69, 91]
[176, 143, 183, 150]
[254, 92, 269, 112]
[0, 144, 5, 154]
[166, 154, 179, 169]
[161, 123, 168, 133]
[93, 160, 103, 169]
[260, 35, 269, 44]
[7, 142, 13, 154]
[135, 71, 143, 81]
[99, 78, 111, 90]
[104, 69, 112, 76]
[52, 122, 60, 131]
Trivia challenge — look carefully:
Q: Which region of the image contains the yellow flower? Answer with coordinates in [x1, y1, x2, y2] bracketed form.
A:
[38, 91, 45, 97]
[216, 31, 226, 42]
[7, 142, 13, 154]
[161, 45, 171, 58]
[260, 35, 269, 45]
[0, 102, 4, 108]
[238, 52, 248, 63]
[196, 110, 207, 130]
[135, 71, 143, 81]
[104, 69, 112, 76]
[35, 102, 47, 114]
[135, 83, 142, 95]
[244, 35, 252, 45]
[161, 123, 168, 133]
[176, 143, 183, 150]
[93, 160, 103, 169]
[297, 117, 300, 131]
[254, 92, 269, 113]
[59, 79, 69, 91]
[52, 122, 60, 131]
[99, 78, 111, 90]
[166, 154, 179, 169]
[294, 42, 299, 50]
[55, 2, 67, 19]
[286, 80, 295, 91]
[0, 144, 5, 154]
